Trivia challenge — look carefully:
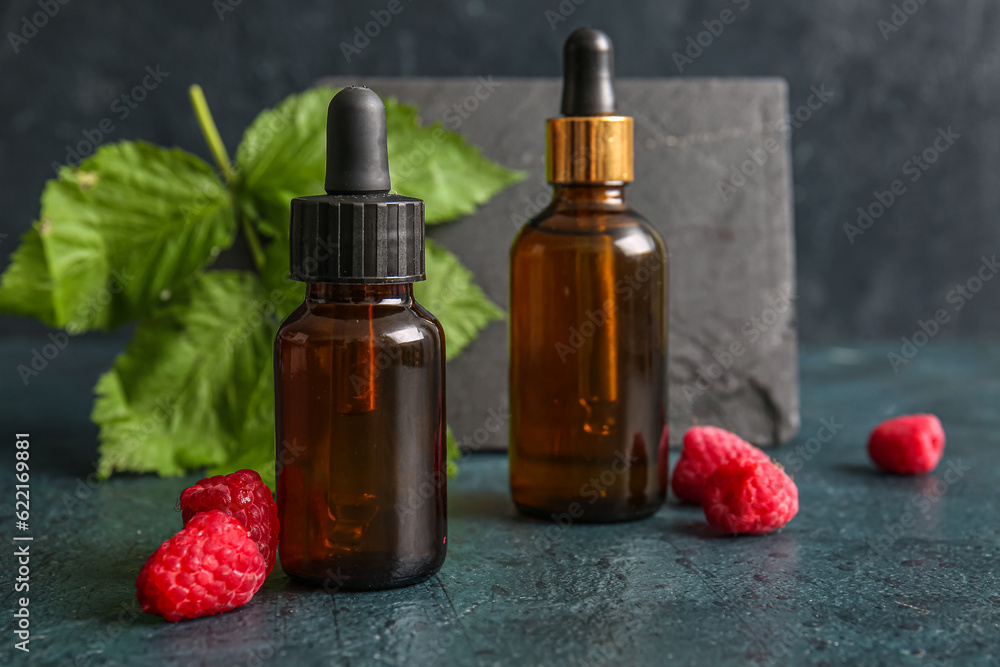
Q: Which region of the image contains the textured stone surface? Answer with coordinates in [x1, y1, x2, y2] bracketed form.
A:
[2, 341, 999, 665]
[320, 77, 799, 448]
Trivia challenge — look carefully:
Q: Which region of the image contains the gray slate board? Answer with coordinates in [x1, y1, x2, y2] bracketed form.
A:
[320, 77, 800, 449]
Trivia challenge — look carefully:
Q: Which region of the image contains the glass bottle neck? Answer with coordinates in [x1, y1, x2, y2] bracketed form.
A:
[550, 184, 626, 209]
[306, 282, 413, 304]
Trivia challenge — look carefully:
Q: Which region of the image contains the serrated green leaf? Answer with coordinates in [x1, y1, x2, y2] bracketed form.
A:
[0, 225, 57, 326]
[59, 86, 522, 484]
[94, 271, 276, 480]
[384, 97, 526, 223]
[415, 239, 504, 361]
[34, 141, 235, 332]
[234, 87, 525, 255]
[235, 87, 336, 239]
[206, 360, 278, 487]
[258, 224, 304, 293]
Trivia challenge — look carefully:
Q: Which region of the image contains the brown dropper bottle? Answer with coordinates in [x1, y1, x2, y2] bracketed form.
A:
[275, 87, 446, 589]
[509, 28, 668, 523]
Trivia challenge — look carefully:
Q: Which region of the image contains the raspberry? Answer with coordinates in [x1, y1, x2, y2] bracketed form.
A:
[180, 469, 279, 574]
[136, 510, 266, 622]
[867, 414, 945, 475]
[670, 426, 770, 503]
[702, 459, 799, 535]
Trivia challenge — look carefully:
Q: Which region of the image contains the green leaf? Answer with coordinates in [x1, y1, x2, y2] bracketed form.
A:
[415, 239, 504, 361]
[206, 362, 278, 487]
[32, 141, 235, 332]
[0, 225, 57, 327]
[446, 426, 461, 478]
[235, 87, 336, 239]
[94, 271, 277, 481]
[257, 224, 302, 292]
[70, 87, 522, 484]
[234, 87, 525, 248]
[384, 97, 526, 223]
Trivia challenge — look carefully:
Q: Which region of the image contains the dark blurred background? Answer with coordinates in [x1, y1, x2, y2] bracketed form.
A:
[1, 0, 998, 343]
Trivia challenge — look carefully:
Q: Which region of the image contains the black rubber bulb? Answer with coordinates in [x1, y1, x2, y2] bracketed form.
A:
[325, 86, 392, 194]
[560, 27, 616, 116]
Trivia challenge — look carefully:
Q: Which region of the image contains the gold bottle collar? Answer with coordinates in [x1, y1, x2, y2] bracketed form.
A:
[545, 116, 633, 184]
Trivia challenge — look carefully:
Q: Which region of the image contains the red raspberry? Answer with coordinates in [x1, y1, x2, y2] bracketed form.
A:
[867, 414, 945, 475]
[702, 459, 799, 535]
[671, 426, 770, 503]
[180, 469, 279, 574]
[136, 510, 266, 622]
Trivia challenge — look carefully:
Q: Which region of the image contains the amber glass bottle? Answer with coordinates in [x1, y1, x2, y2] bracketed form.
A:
[509, 28, 668, 523]
[275, 87, 446, 590]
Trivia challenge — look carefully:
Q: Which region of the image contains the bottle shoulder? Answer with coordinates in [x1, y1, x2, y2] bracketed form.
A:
[513, 208, 666, 258]
[276, 299, 442, 349]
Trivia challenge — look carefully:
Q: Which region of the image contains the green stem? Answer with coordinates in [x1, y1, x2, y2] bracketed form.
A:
[189, 85, 236, 183]
[189, 84, 266, 270]
[241, 217, 266, 269]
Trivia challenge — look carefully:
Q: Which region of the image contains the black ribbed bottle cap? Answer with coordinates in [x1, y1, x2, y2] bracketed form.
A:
[560, 27, 616, 116]
[289, 86, 425, 284]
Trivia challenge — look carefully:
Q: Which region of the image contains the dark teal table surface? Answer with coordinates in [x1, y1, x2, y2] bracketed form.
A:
[2, 341, 1000, 666]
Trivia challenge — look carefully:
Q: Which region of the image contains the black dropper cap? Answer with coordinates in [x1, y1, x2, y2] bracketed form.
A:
[324, 86, 392, 193]
[289, 86, 425, 284]
[560, 27, 616, 116]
